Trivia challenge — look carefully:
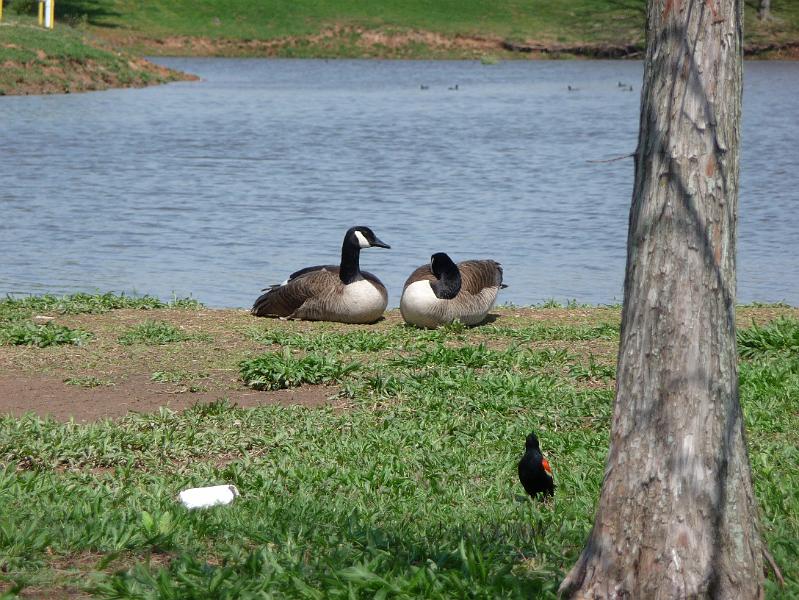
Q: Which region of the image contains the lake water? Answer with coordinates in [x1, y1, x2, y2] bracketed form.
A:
[1, 59, 797, 308]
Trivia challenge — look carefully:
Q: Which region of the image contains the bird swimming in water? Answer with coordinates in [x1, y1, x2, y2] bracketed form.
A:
[517, 432, 555, 498]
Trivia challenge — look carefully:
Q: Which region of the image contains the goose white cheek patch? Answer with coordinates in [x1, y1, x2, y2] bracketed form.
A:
[354, 230, 370, 248]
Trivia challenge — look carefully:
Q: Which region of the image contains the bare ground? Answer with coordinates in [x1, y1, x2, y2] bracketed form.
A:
[0, 55, 196, 96]
[1, 306, 795, 423]
[0, 375, 338, 422]
[99, 26, 799, 59]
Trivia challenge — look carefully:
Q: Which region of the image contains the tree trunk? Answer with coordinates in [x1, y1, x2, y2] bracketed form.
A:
[559, 0, 764, 598]
[758, 0, 770, 21]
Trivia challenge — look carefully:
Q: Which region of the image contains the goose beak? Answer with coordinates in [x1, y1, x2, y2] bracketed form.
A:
[371, 238, 391, 249]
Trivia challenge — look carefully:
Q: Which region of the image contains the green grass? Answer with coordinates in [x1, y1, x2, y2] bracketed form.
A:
[485, 322, 620, 342]
[0, 292, 201, 349]
[68, 0, 799, 57]
[0, 292, 201, 321]
[78, 0, 646, 45]
[151, 370, 203, 384]
[0, 17, 191, 95]
[239, 350, 361, 390]
[64, 376, 115, 388]
[738, 316, 799, 358]
[2, 0, 796, 92]
[0, 303, 796, 598]
[117, 320, 207, 346]
[0, 321, 92, 348]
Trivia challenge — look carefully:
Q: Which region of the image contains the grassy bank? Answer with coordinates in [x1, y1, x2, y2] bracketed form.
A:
[0, 17, 194, 96]
[2, 0, 796, 94]
[0, 293, 797, 598]
[74, 0, 799, 58]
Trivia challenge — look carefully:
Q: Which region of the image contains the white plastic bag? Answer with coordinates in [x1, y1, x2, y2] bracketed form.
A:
[178, 484, 239, 509]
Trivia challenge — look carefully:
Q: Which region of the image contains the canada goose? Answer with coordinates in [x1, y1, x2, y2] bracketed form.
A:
[400, 252, 505, 328]
[251, 226, 390, 324]
[518, 432, 555, 499]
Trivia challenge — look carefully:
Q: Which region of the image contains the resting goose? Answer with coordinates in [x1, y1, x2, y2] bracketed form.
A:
[400, 252, 505, 328]
[251, 226, 390, 323]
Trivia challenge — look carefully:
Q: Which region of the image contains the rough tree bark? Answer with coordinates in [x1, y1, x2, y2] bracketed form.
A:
[559, 0, 764, 598]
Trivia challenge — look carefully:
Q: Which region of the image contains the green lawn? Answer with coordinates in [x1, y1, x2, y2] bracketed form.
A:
[65, 0, 645, 44]
[2, 0, 796, 93]
[0, 16, 190, 95]
[64, 0, 796, 46]
[0, 294, 796, 598]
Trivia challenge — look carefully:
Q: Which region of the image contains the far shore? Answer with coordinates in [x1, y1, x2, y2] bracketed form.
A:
[2, 15, 797, 97]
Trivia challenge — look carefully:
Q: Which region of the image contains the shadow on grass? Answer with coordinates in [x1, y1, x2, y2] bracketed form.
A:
[55, 0, 121, 27]
[94, 508, 567, 597]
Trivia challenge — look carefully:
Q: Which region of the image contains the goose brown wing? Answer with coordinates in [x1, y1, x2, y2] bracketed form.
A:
[261, 264, 337, 291]
[252, 267, 341, 317]
[457, 260, 504, 294]
[402, 264, 437, 290]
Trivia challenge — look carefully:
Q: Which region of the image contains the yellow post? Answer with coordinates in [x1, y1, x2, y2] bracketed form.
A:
[49, 0, 55, 29]
[38, 0, 44, 26]
[1, 0, 4, 23]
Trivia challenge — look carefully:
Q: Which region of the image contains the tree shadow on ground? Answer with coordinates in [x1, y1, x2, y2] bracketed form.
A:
[96, 515, 566, 597]
[55, 0, 120, 27]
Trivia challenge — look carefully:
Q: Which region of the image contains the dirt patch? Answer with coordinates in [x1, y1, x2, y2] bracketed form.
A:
[97, 26, 799, 60]
[0, 375, 338, 422]
[0, 56, 196, 96]
[2, 305, 795, 422]
[100, 26, 628, 59]
[2, 549, 175, 599]
[16, 587, 91, 600]
[745, 41, 799, 59]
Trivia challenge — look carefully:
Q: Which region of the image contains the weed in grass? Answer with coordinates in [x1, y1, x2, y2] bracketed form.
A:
[486, 322, 620, 342]
[568, 356, 616, 382]
[536, 298, 595, 309]
[249, 328, 391, 353]
[740, 301, 792, 308]
[0, 309, 796, 598]
[738, 317, 799, 358]
[0, 321, 92, 348]
[118, 321, 207, 346]
[151, 370, 210, 393]
[151, 370, 192, 384]
[392, 343, 502, 369]
[248, 323, 471, 354]
[64, 376, 114, 388]
[391, 345, 570, 373]
[0, 292, 201, 322]
[239, 350, 361, 390]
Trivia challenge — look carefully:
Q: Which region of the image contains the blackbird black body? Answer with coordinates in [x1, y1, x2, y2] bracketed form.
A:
[517, 432, 555, 498]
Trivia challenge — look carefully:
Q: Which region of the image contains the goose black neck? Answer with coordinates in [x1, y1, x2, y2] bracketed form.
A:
[339, 239, 363, 284]
[432, 267, 461, 299]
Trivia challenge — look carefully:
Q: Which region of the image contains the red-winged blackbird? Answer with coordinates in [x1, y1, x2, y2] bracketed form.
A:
[518, 432, 554, 498]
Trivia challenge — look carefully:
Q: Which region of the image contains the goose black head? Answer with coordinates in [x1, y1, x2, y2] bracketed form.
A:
[346, 226, 390, 250]
[430, 252, 461, 299]
[430, 252, 458, 278]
